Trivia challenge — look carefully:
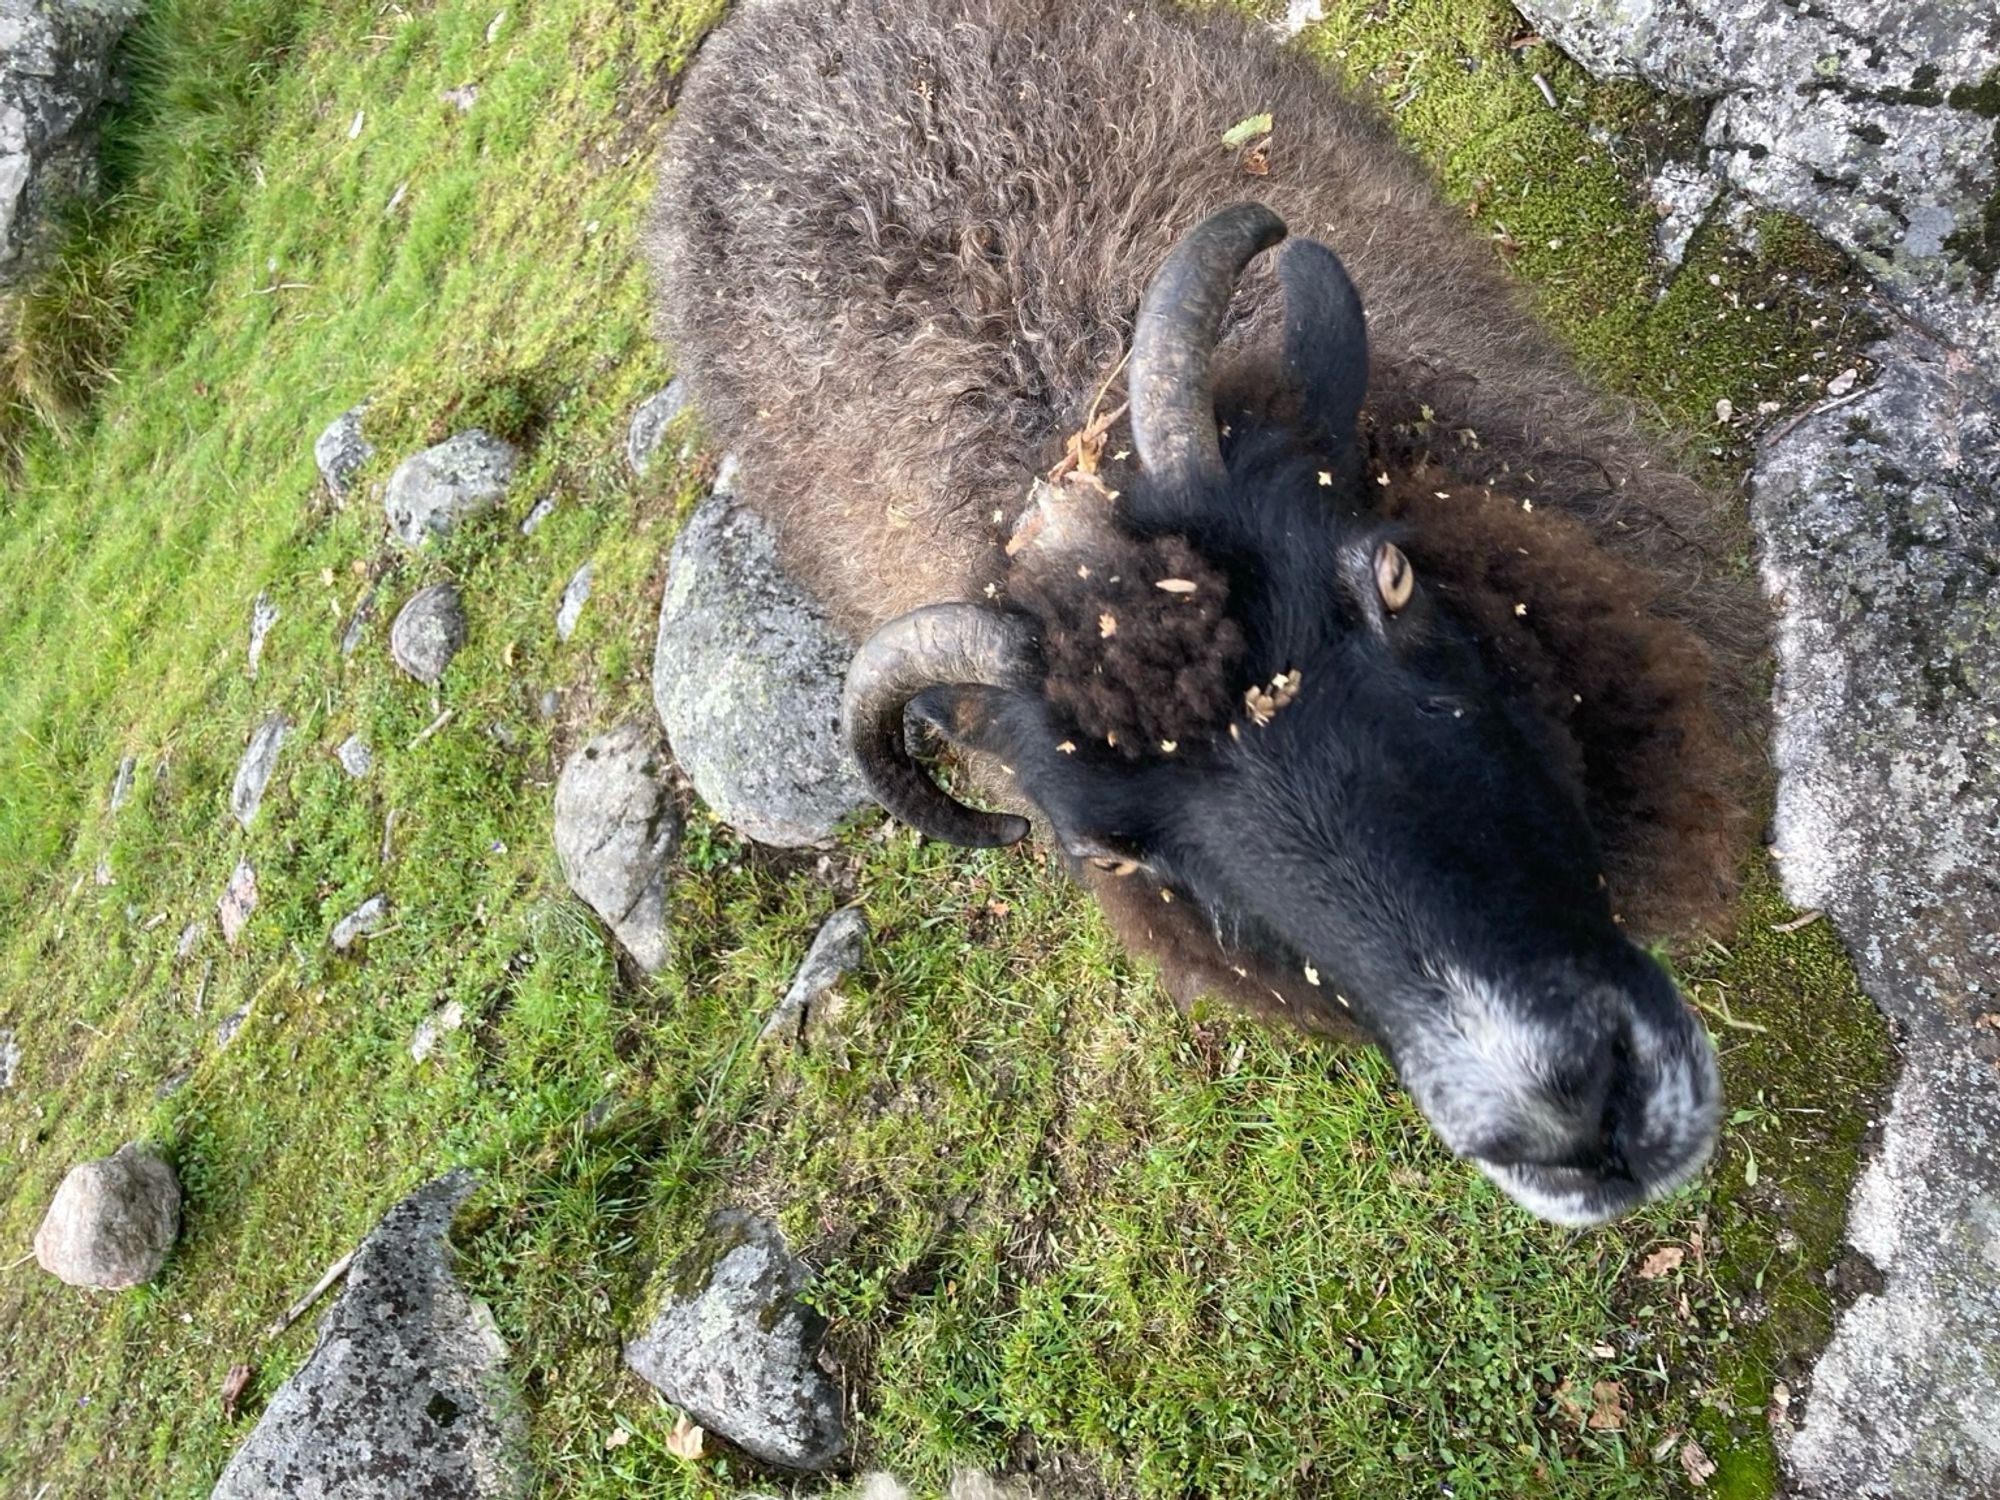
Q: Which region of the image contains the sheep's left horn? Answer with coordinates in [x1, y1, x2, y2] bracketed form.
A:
[842, 604, 1039, 847]
[1129, 202, 1288, 491]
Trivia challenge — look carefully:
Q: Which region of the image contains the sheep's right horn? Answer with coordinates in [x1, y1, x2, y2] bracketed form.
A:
[842, 604, 1040, 847]
[1129, 202, 1288, 491]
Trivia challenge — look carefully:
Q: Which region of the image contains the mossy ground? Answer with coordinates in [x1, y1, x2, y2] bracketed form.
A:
[0, 0, 1889, 1496]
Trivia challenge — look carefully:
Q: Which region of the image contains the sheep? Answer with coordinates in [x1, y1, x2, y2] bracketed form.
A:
[645, 0, 1767, 1226]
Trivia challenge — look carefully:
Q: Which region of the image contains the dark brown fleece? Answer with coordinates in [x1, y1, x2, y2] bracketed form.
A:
[647, 0, 1770, 956]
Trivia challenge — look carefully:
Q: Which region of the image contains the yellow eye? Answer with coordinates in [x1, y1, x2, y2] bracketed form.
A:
[1374, 541, 1413, 612]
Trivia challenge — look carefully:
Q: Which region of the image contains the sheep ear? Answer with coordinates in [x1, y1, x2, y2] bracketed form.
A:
[906, 684, 1059, 780]
[1278, 237, 1370, 450]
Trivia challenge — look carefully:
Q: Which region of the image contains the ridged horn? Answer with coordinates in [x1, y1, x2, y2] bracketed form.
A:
[841, 604, 1039, 847]
[1128, 202, 1288, 490]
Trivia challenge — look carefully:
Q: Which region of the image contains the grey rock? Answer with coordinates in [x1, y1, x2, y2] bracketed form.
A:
[213, 1003, 250, 1049]
[218, 856, 257, 946]
[759, 906, 867, 1047]
[0, 0, 142, 289]
[340, 581, 378, 657]
[623, 1210, 846, 1470]
[108, 752, 136, 812]
[335, 734, 372, 778]
[1511, 0, 2000, 380]
[383, 430, 519, 548]
[1754, 331, 2000, 1499]
[652, 494, 870, 847]
[554, 561, 592, 642]
[0, 1026, 17, 1088]
[626, 379, 689, 475]
[440, 83, 479, 112]
[409, 1001, 464, 1063]
[246, 592, 279, 679]
[518, 494, 556, 536]
[313, 405, 374, 501]
[390, 583, 466, 684]
[1647, 158, 1725, 270]
[537, 689, 560, 720]
[552, 722, 680, 974]
[331, 895, 388, 952]
[211, 1170, 530, 1500]
[175, 919, 205, 958]
[230, 714, 288, 828]
[711, 450, 741, 497]
[32, 1142, 179, 1290]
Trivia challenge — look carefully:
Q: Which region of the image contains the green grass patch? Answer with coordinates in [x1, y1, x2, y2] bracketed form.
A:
[0, 1, 1890, 1497]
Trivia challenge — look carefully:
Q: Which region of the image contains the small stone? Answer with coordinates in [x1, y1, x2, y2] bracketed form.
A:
[1826, 366, 1859, 397]
[383, 430, 519, 547]
[390, 583, 467, 684]
[331, 895, 389, 951]
[711, 450, 741, 496]
[175, 919, 205, 959]
[623, 1211, 846, 1470]
[537, 689, 560, 720]
[230, 713, 289, 828]
[555, 562, 593, 642]
[760, 908, 867, 1048]
[627, 380, 689, 475]
[314, 404, 375, 499]
[246, 592, 280, 679]
[0, 1027, 18, 1089]
[519, 494, 556, 535]
[336, 734, 372, 778]
[33, 1142, 180, 1290]
[340, 582, 378, 656]
[553, 722, 681, 974]
[218, 856, 258, 946]
[210, 1171, 530, 1499]
[108, 754, 137, 813]
[440, 83, 479, 111]
[214, 1003, 251, 1049]
[410, 1001, 465, 1063]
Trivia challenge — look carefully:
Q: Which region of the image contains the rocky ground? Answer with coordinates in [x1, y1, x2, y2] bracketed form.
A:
[4, 0, 1986, 1496]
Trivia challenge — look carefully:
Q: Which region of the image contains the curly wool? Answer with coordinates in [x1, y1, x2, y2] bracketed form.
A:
[1005, 532, 1245, 754]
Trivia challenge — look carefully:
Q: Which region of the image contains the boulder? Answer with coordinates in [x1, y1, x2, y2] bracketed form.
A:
[1510, 0, 2000, 381]
[383, 430, 519, 548]
[552, 722, 680, 974]
[1754, 332, 2000, 1499]
[626, 379, 688, 475]
[390, 582, 465, 684]
[623, 1210, 846, 1471]
[313, 404, 374, 500]
[759, 906, 867, 1047]
[229, 713, 288, 828]
[0, 0, 142, 288]
[652, 492, 870, 847]
[211, 1170, 530, 1499]
[32, 1142, 179, 1290]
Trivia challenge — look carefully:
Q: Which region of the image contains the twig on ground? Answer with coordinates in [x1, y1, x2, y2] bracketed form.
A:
[265, 1249, 355, 1339]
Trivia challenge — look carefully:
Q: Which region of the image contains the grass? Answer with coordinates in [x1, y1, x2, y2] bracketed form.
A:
[0, 0, 1890, 1497]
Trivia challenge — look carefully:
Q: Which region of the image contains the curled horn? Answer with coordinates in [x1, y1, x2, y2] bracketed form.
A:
[841, 604, 1040, 846]
[1128, 202, 1288, 491]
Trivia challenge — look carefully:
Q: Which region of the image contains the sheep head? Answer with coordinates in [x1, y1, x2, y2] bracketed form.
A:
[841, 204, 1720, 1227]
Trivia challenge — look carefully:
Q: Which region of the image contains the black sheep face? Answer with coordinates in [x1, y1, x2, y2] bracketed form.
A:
[905, 217, 1719, 1227]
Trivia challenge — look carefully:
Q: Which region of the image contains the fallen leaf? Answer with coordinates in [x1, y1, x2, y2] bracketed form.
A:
[1098, 612, 1118, 638]
[1587, 1379, 1628, 1431]
[1590, 1342, 1617, 1358]
[1241, 137, 1272, 176]
[1680, 1438, 1717, 1487]
[220, 1362, 253, 1420]
[1155, 577, 1199, 593]
[1220, 112, 1273, 149]
[1638, 1245, 1686, 1279]
[1552, 1378, 1585, 1423]
[1826, 366, 1859, 396]
[664, 1413, 705, 1461]
[1768, 1379, 1793, 1430]
[604, 1427, 631, 1450]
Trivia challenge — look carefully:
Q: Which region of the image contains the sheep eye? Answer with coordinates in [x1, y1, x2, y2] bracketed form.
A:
[1374, 542, 1413, 612]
